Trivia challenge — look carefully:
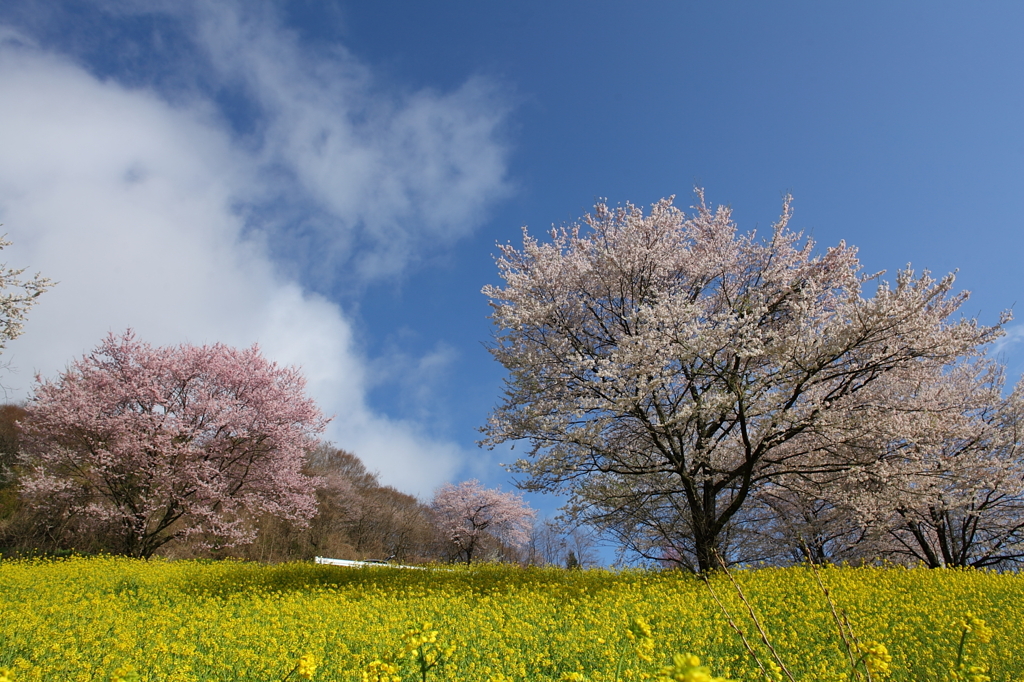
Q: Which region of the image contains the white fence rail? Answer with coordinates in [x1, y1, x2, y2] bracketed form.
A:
[314, 556, 425, 570]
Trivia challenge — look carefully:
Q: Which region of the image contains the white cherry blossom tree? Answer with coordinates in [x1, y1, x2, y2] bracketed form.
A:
[846, 362, 1024, 568]
[0, 236, 53, 354]
[482, 190, 1003, 571]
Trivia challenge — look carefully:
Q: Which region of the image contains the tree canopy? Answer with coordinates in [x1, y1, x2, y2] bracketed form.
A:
[20, 331, 328, 558]
[431, 479, 535, 564]
[482, 190, 1003, 571]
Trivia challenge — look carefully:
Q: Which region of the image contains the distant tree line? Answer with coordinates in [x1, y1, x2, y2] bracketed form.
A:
[0, 401, 555, 564]
[0, 335, 550, 564]
[0, 328, 567, 567]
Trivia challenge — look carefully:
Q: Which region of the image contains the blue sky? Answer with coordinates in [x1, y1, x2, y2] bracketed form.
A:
[0, 1, 1022, 521]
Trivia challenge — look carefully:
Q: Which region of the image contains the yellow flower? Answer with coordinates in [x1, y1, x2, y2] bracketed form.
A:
[361, 659, 401, 682]
[1, 557, 1019, 682]
[109, 664, 140, 682]
[297, 654, 316, 680]
[962, 665, 991, 682]
[858, 641, 892, 676]
[402, 622, 440, 657]
[963, 614, 993, 645]
[631, 616, 654, 640]
[655, 653, 735, 682]
[628, 616, 656, 663]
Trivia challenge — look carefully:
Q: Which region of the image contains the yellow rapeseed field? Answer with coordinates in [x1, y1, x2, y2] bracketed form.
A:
[0, 556, 1019, 681]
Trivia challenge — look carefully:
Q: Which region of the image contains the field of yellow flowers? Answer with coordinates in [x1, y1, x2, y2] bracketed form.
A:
[0, 556, 1020, 681]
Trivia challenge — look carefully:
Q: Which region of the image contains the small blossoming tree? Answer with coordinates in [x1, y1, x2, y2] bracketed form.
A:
[20, 331, 328, 557]
[0, 236, 53, 354]
[431, 479, 535, 564]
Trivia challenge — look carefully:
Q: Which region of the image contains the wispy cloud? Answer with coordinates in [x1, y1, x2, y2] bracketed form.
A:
[184, 2, 513, 283]
[0, 4, 511, 495]
[990, 324, 1024, 378]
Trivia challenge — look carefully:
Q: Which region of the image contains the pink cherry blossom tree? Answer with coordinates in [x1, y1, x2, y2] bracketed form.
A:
[19, 330, 328, 558]
[431, 479, 536, 564]
[482, 190, 1004, 572]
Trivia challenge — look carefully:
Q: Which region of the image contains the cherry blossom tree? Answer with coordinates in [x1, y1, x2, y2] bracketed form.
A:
[747, 484, 891, 566]
[431, 479, 535, 564]
[0, 236, 53, 355]
[19, 331, 328, 558]
[731, 359, 1024, 569]
[838, 361, 1024, 568]
[482, 190, 1003, 572]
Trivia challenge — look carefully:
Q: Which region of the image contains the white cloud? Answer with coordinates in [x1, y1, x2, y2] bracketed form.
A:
[0, 9, 509, 496]
[188, 2, 512, 282]
[992, 324, 1024, 356]
[990, 324, 1024, 385]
